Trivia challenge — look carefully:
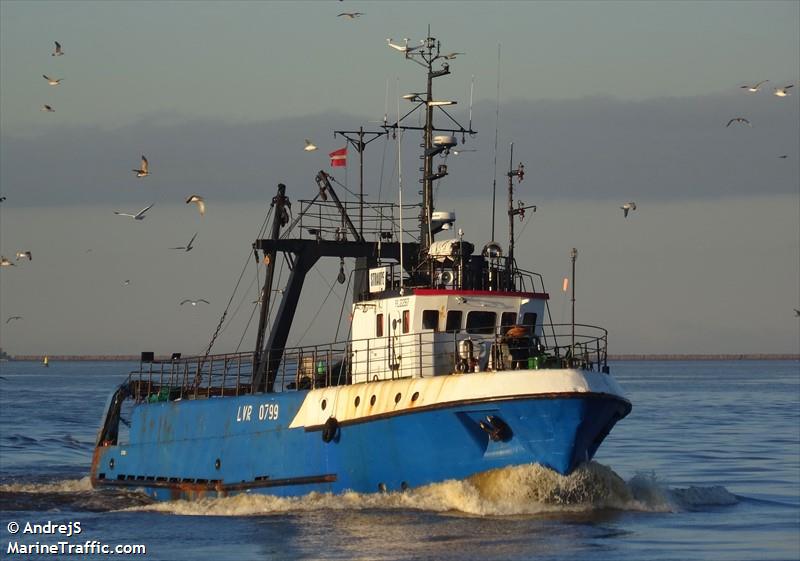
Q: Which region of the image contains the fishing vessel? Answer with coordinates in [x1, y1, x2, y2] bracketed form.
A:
[90, 35, 631, 501]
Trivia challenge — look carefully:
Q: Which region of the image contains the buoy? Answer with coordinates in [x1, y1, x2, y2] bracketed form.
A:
[322, 417, 339, 443]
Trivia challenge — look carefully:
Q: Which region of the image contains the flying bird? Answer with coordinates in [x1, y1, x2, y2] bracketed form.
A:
[0, 256, 15, 267]
[180, 299, 210, 306]
[132, 155, 149, 177]
[620, 202, 637, 218]
[6, 316, 22, 324]
[740, 80, 768, 92]
[42, 75, 63, 86]
[15, 251, 32, 261]
[123, 279, 131, 286]
[726, 117, 751, 127]
[170, 232, 197, 252]
[779, 155, 788, 159]
[40, 105, 55, 112]
[794, 308, 800, 317]
[337, 12, 363, 18]
[304, 139, 318, 152]
[774, 85, 794, 97]
[387, 38, 422, 53]
[52, 41, 64, 56]
[441, 52, 464, 60]
[186, 194, 205, 216]
[114, 203, 154, 220]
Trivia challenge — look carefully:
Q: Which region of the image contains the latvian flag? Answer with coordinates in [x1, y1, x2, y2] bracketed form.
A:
[329, 147, 347, 167]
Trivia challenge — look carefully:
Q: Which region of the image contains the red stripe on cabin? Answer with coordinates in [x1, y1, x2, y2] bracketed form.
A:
[412, 288, 549, 300]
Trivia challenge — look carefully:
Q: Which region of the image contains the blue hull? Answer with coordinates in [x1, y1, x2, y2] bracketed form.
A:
[91, 390, 630, 501]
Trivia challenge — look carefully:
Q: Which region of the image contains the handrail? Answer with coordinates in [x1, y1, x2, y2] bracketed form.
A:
[126, 323, 608, 403]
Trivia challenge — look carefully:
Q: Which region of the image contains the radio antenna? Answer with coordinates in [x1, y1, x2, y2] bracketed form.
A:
[396, 77, 405, 291]
[468, 75, 475, 136]
[490, 44, 501, 242]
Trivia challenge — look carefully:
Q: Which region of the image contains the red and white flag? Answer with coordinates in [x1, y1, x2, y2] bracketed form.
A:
[329, 147, 347, 167]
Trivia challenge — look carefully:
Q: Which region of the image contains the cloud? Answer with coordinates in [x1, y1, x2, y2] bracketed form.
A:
[1, 93, 797, 207]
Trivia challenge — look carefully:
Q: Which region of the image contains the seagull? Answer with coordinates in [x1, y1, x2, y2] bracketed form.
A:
[337, 12, 363, 18]
[170, 232, 197, 252]
[441, 52, 464, 60]
[123, 279, 131, 286]
[387, 38, 422, 53]
[132, 155, 149, 177]
[114, 203, 154, 220]
[42, 75, 63, 86]
[1, 256, 15, 267]
[740, 80, 768, 92]
[779, 155, 788, 159]
[794, 308, 800, 317]
[0, 196, 6, 202]
[15, 251, 32, 261]
[52, 41, 64, 56]
[180, 299, 210, 306]
[620, 202, 637, 218]
[6, 316, 22, 324]
[774, 85, 794, 97]
[726, 117, 751, 127]
[40, 105, 55, 112]
[186, 194, 205, 216]
[304, 139, 318, 152]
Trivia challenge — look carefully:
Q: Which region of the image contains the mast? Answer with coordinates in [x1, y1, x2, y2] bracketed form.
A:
[332, 127, 386, 237]
[384, 33, 475, 278]
[252, 183, 290, 389]
[506, 146, 531, 291]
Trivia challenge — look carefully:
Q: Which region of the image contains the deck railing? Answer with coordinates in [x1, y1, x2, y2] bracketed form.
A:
[126, 323, 608, 403]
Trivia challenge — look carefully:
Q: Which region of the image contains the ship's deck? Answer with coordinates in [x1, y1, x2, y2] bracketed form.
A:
[125, 323, 609, 403]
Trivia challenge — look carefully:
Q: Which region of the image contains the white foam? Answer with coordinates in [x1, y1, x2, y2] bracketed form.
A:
[0, 476, 93, 494]
[126, 462, 686, 517]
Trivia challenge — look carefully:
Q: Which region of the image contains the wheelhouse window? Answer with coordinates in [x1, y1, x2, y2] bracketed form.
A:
[376, 314, 384, 337]
[522, 312, 537, 329]
[500, 312, 517, 335]
[445, 310, 462, 332]
[402, 310, 410, 334]
[466, 311, 497, 334]
[422, 310, 438, 331]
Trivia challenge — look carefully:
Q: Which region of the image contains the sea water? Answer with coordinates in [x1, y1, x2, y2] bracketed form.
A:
[0, 360, 798, 560]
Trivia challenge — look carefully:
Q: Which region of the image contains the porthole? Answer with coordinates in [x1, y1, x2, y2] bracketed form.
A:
[370, 395, 376, 406]
[215, 458, 221, 470]
[354, 396, 361, 407]
[108, 458, 115, 470]
[394, 392, 402, 404]
[321, 399, 327, 410]
[411, 392, 419, 402]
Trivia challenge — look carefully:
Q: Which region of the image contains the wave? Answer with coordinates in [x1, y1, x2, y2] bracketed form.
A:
[0, 477, 152, 512]
[127, 462, 738, 517]
[0, 476, 93, 493]
[0, 464, 738, 516]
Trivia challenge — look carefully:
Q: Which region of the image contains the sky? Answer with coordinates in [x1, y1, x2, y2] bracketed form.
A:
[0, 0, 798, 356]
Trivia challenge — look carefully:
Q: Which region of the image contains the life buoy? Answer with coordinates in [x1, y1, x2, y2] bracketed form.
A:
[322, 417, 339, 443]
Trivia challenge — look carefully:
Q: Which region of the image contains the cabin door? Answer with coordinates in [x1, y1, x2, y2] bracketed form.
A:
[387, 309, 407, 378]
